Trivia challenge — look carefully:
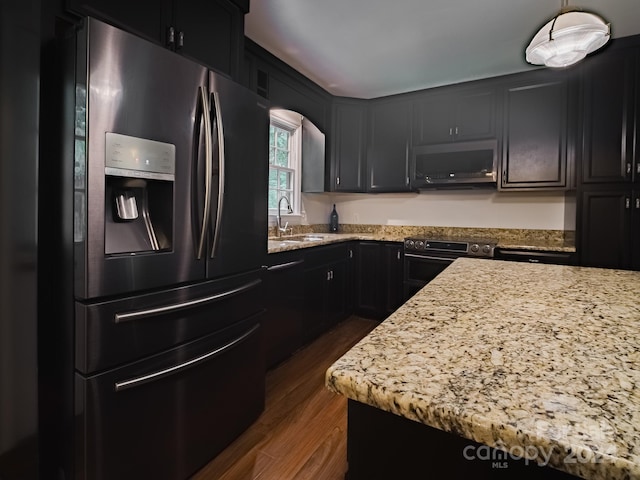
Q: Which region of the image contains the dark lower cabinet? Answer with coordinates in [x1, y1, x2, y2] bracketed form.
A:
[301, 244, 351, 344]
[579, 187, 640, 270]
[263, 253, 305, 369]
[347, 401, 580, 480]
[355, 242, 404, 321]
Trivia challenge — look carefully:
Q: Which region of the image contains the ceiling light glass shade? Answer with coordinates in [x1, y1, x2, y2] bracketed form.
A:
[526, 11, 610, 68]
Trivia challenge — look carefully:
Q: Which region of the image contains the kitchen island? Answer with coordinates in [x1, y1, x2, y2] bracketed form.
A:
[326, 258, 640, 480]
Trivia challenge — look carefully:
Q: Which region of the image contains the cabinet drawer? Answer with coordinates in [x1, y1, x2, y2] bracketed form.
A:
[76, 269, 264, 373]
[75, 317, 264, 480]
[303, 242, 350, 266]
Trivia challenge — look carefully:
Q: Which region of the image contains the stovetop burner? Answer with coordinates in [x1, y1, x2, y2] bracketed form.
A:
[404, 236, 498, 258]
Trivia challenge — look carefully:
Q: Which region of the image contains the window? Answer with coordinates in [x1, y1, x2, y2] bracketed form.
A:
[268, 110, 301, 216]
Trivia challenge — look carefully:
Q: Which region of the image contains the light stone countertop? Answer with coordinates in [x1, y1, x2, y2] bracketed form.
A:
[266, 228, 575, 254]
[325, 258, 640, 480]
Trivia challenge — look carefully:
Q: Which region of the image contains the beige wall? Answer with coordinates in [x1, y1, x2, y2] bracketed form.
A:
[302, 191, 576, 230]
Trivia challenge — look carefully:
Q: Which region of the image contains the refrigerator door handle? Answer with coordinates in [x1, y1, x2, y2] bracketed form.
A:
[196, 86, 213, 259]
[113, 279, 261, 324]
[114, 323, 259, 391]
[210, 90, 225, 258]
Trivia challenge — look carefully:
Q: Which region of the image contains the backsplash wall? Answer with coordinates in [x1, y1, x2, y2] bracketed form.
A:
[301, 191, 575, 231]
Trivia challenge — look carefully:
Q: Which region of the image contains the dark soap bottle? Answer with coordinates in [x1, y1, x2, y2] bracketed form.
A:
[329, 204, 339, 232]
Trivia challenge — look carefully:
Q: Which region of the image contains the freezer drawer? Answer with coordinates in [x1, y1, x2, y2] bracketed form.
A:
[75, 315, 264, 480]
[75, 269, 264, 374]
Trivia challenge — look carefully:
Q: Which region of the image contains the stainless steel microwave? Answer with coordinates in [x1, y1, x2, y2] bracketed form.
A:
[411, 139, 498, 188]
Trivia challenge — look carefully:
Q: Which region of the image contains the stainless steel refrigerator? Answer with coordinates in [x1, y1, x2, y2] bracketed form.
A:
[65, 17, 268, 479]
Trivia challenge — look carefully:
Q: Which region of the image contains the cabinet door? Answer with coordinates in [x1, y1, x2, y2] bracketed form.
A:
[368, 100, 411, 192]
[580, 188, 632, 269]
[413, 87, 496, 145]
[581, 48, 636, 184]
[354, 242, 381, 318]
[332, 100, 366, 191]
[501, 79, 568, 189]
[455, 88, 496, 142]
[66, 0, 169, 44]
[412, 93, 453, 144]
[326, 260, 348, 327]
[173, 0, 243, 77]
[264, 257, 305, 369]
[383, 243, 404, 315]
[302, 264, 329, 344]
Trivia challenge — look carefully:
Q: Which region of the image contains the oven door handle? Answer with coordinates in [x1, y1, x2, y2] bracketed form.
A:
[114, 323, 259, 392]
[404, 253, 456, 262]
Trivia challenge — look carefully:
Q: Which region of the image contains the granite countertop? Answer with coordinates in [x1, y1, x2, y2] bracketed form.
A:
[325, 258, 640, 480]
[267, 226, 575, 254]
[267, 233, 400, 253]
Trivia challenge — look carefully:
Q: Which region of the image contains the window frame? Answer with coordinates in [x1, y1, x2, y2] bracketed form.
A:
[268, 111, 302, 218]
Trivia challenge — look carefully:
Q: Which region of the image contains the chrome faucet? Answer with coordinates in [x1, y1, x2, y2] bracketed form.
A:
[277, 195, 293, 236]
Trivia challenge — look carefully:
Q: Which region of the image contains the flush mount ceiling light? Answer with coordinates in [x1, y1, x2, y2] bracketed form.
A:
[525, 0, 610, 68]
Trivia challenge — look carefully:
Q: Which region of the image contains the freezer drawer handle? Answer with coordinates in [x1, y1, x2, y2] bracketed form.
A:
[113, 279, 261, 324]
[114, 323, 260, 392]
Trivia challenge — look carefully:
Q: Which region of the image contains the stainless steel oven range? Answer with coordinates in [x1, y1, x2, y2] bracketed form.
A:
[403, 236, 497, 299]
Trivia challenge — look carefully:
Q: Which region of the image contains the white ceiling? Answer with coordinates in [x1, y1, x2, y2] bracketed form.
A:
[245, 0, 640, 99]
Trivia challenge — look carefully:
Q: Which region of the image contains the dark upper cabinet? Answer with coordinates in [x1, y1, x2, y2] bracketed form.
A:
[367, 98, 412, 192]
[331, 98, 367, 192]
[580, 47, 638, 184]
[65, 0, 245, 78]
[500, 72, 572, 190]
[579, 187, 640, 270]
[413, 86, 497, 145]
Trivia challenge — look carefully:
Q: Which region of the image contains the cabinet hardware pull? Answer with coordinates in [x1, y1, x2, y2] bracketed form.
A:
[330, 270, 334, 280]
[627, 163, 632, 175]
[113, 279, 261, 324]
[455, 126, 459, 136]
[167, 26, 175, 46]
[397, 251, 401, 260]
[177, 31, 184, 49]
[349, 250, 353, 259]
[449, 127, 453, 136]
[637, 163, 640, 175]
[267, 259, 304, 272]
[336, 176, 340, 186]
[625, 197, 631, 209]
[327, 271, 330, 281]
[406, 176, 410, 186]
[114, 324, 259, 392]
[636, 198, 640, 209]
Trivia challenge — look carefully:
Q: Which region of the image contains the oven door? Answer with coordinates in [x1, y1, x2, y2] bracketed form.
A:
[403, 253, 456, 300]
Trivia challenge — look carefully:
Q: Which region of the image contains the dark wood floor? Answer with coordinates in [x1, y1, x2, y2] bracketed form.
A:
[191, 316, 378, 480]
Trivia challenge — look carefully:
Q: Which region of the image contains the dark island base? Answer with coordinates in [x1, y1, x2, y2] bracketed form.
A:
[346, 400, 582, 480]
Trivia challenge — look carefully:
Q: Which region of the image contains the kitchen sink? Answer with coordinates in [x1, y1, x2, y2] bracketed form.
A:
[280, 234, 325, 243]
[272, 234, 329, 243]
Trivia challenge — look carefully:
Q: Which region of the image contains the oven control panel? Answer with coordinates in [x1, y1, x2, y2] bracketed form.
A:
[404, 237, 497, 258]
